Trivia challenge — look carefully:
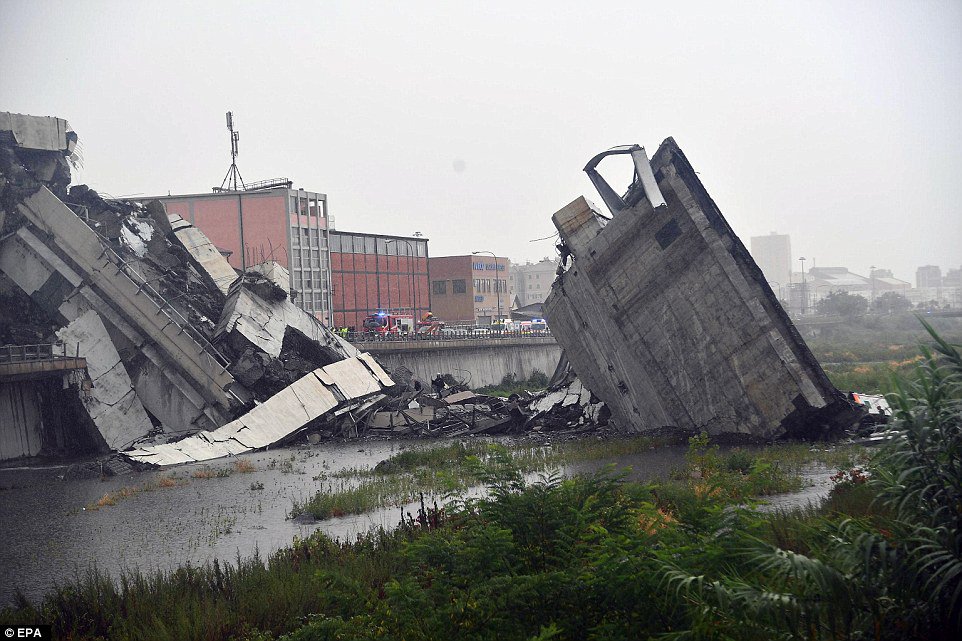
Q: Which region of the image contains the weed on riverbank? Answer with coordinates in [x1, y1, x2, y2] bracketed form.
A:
[8, 324, 959, 640]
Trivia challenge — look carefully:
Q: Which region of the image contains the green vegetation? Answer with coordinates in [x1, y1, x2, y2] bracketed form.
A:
[815, 290, 869, 318]
[476, 369, 550, 396]
[4, 323, 959, 640]
[808, 315, 962, 393]
[295, 435, 855, 521]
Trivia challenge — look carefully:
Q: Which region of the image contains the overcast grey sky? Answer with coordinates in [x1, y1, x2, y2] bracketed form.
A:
[2, 0, 960, 282]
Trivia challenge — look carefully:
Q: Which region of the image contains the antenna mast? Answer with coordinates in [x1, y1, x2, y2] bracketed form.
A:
[218, 111, 245, 191]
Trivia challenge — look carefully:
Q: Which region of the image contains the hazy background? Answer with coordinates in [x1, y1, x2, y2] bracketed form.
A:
[1, 0, 959, 280]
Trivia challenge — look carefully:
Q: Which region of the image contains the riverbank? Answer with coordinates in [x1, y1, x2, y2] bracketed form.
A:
[0, 432, 865, 608]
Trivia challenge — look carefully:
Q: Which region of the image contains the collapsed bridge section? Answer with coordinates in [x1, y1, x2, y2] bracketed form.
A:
[544, 139, 859, 439]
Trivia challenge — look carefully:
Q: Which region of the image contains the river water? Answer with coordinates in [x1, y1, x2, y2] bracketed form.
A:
[0, 438, 832, 606]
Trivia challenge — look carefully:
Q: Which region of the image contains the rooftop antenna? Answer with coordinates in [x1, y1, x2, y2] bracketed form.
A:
[218, 111, 246, 191]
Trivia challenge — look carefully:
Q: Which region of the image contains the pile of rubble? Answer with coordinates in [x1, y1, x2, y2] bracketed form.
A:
[0, 112, 395, 465]
[1, 112, 865, 466]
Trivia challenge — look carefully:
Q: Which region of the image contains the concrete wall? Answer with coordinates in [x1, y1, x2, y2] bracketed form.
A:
[362, 338, 561, 388]
[0, 381, 43, 460]
[545, 139, 852, 438]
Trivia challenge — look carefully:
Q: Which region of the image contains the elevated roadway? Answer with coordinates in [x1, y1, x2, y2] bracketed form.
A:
[354, 336, 561, 388]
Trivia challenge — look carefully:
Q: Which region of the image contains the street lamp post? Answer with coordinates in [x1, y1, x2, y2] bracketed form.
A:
[472, 250, 502, 326]
[870, 265, 877, 307]
[799, 257, 807, 315]
[386, 239, 417, 320]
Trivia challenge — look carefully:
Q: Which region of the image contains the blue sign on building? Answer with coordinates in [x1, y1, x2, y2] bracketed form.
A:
[472, 262, 505, 271]
[474, 295, 484, 302]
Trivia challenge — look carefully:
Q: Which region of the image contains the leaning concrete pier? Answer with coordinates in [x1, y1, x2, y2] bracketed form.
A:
[544, 139, 858, 439]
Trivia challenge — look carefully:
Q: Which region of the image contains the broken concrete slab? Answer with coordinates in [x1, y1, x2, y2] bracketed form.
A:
[16, 186, 239, 415]
[215, 281, 359, 361]
[0, 113, 76, 153]
[56, 310, 153, 449]
[123, 355, 394, 466]
[246, 261, 290, 301]
[166, 212, 239, 295]
[544, 139, 859, 439]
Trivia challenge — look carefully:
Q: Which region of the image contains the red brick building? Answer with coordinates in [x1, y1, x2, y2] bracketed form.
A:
[329, 231, 430, 330]
[428, 255, 510, 325]
[159, 186, 333, 321]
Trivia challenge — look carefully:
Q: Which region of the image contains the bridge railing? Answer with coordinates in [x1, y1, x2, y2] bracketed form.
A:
[0, 343, 80, 364]
[345, 329, 553, 343]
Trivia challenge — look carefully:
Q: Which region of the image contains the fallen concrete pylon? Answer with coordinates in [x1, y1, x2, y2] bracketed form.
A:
[544, 139, 860, 439]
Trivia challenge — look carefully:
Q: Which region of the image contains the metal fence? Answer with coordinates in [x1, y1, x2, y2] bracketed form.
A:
[0, 343, 80, 363]
[345, 329, 553, 343]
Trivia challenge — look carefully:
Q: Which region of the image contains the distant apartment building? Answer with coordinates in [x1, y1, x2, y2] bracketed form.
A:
[428, 255, 510, 325]
[160, 184, 333, 321]
[328, 231, 429, 329]
[945, 268, 962, 288]
[916, 265, 942, 289]
[750, 232, 792, 289]
[508, 257, 558, 307]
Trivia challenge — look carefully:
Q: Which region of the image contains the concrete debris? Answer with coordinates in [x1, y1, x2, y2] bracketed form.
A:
[55, 310, 153, 449]
[215, 279, 357, 362]
[246, 261, 290, 301]
[544, 139, 862, 440]
[123, 355, 393, 466]
[167, 213, 239, 295]
[522, 372, 611, 432]
[0, 111, 394, 463]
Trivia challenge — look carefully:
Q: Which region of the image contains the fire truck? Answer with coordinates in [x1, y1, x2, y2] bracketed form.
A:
[362, 311, 445, 337]
[362, 312, 413, 337]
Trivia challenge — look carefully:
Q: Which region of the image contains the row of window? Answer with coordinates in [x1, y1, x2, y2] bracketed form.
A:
[293, 268, 329, 292]
[299, 292, 325, 313]
[291, 249, 325, 268]
[432, 279, 507, 295]
[289, 195, 325, 219]
[474, 278, 507, 293]
[291, 228, 328, 248]
[432, 279, 467, 295]
[330, 234, 427, 257]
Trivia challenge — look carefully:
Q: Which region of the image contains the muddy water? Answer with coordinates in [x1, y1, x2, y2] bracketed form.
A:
[0, 439, 830, 606]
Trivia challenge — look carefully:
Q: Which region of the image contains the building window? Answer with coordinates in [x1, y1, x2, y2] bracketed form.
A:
[432, 280, 447, 295]
[364, 236, 376, 254]
[453, 279, 466, 294]
[329, 234, 341, 252]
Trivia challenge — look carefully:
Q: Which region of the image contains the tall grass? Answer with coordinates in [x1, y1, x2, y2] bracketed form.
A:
[4, 324, 958, 639]
[662, 320, 962, 639]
